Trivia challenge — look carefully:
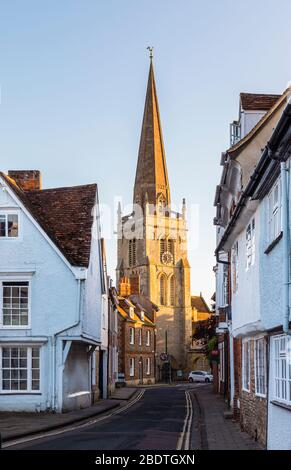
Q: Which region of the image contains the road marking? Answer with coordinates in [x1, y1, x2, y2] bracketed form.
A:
[176, 390, 193, 450]
[3, 389, 145, 449]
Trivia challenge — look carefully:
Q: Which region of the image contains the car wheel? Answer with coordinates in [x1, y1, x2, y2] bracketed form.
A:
[205, 378, 210, 383]
[189, 378, 194, 383]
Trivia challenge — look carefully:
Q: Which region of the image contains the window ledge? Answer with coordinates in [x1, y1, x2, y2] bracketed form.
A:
[264, 232, 283, 255]
[0, 392, 41, 395]
[271, 400, 291, 411]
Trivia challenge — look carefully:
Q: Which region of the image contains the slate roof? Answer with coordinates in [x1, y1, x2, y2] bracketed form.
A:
[240, 93, 281, 111]
[117, 295, 156, 326]
[0, 172, 97, 267]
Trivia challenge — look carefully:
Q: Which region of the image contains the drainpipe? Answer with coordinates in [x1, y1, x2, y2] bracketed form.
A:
[52, 278, 82, 412]
[281, 161, 291, 334]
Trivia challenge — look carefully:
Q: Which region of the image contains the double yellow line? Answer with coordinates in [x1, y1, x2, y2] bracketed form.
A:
[176, 390, 193, 450]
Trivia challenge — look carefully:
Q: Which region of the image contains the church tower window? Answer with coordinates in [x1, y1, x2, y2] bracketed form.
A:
[129, 238, 136, 267]
[170, 275, 175, 305]
[168, 238, 174, 262]
[160, 275, 166, 306]
[160, 238, 166, 263]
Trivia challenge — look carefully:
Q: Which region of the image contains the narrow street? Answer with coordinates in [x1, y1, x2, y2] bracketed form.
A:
[6, 387, 191, 451]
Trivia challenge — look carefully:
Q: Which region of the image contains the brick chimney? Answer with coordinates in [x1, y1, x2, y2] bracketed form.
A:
[129, 275, 140, 295]
[119, 277, 131, 297]
[8, 171, 42, 191]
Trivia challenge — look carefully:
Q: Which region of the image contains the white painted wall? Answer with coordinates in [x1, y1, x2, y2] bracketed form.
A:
[241, 111, 266, 138]
[231, 206, 261, 337]
[0, 177, 103, 412]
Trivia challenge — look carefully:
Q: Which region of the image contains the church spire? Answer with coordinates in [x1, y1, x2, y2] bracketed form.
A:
[133, 52, 170, 208]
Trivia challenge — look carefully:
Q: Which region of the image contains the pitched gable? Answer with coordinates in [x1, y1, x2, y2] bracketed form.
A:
[0, 172, 96, 267]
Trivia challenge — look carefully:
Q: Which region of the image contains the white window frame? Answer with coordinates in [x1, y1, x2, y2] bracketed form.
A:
[0, 277, 31, 329]
[129, 307, 134, 319]
[146, 330, 150, 347]
[273, 335, 291, 405]
[254, 337, 267, 397]
[146, 357, 151, 375]
[242, 339, 251, 392]
[138, 329, 142, 346]
[232, 241, 239, 293]
[129, 327, 134, 345]
[246, 218, 255, 271]
[129, 357, 134, 377]
[0, 344, 41, 394]
[268, 178, 282, 244]
[0, 210, 20, 239]
[222, 264, 228, 307]
[219, 342, 225, 383]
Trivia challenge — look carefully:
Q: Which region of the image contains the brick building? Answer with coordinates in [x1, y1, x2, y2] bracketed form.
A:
[115, 278, 157, 386]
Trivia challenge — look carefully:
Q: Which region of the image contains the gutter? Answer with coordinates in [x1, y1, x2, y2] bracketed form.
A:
[267, 102, 291, 335]
[276, 161, 291, 334]
[52, 277, 83, 412]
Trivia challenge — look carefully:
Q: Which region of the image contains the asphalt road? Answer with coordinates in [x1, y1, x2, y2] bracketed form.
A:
[7, 386, 191, 451]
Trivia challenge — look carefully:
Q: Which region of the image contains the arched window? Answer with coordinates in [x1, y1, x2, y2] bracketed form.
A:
[168, 238, 174, 262]
[160, 275, 166, 305]
[129, 238, 136, 267]
[160, 238, 166, 262]
[170, 275, 175, 305]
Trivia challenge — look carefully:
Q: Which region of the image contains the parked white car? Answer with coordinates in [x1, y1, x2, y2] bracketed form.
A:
[188, 370, 213, 383]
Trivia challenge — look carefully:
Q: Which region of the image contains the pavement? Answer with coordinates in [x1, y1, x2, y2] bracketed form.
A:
[0, 387, 137, 443]
[190, 384, 262, 450]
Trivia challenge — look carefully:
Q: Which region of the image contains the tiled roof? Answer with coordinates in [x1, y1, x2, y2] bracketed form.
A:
[240, 93, 280, 111]
[0, 172, 97, 267]
[191, 295, 210, 313]
[117, 295, 156, 326]
[228, 89, 290, 156]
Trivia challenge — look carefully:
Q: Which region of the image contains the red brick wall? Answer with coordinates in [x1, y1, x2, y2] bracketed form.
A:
[118, 318, 155, 384]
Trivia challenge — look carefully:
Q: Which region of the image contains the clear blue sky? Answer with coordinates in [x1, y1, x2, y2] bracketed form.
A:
[1, 0, 291, 303]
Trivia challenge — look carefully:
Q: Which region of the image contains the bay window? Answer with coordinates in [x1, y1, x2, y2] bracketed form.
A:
[242, 339, 251, 392]
[273, 335, 291, 405]
[255, 337, 266, 396]
[0, 346, 40, 393]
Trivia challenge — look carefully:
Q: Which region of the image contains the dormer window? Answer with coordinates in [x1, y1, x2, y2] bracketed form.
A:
[230, 121, 241, 146]
[129, 307, 134, 319]
[140, 311, 144, 321]
[0, 213, 19, 238]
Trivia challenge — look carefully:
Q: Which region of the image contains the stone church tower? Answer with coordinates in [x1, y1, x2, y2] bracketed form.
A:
[116, 56, 192, 378]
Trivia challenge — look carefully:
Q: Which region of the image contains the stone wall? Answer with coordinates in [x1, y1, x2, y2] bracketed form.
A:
[237, 339, 267, 448]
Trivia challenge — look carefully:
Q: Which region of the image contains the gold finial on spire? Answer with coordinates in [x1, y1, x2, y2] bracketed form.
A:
[147, 46, 153, 60]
